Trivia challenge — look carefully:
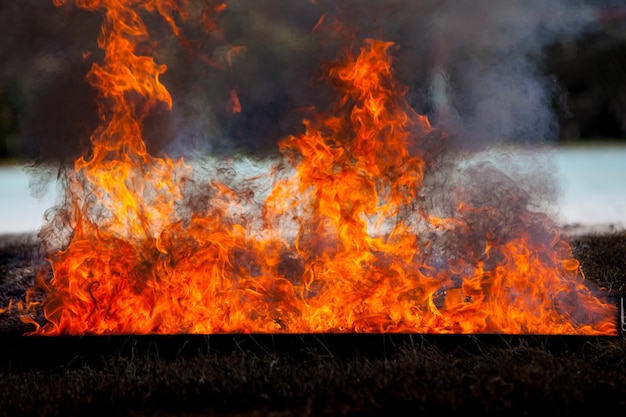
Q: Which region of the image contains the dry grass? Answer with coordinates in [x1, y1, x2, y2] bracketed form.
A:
[1, 337, 625, 417]
[0, 231, 625, 417]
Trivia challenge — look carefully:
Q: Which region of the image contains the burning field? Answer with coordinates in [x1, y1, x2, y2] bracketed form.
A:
[0, 0, 621, 337]
[1, 0, 626, 415]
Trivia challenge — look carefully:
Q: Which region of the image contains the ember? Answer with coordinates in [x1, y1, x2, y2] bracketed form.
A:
[8, 0, 619, 335]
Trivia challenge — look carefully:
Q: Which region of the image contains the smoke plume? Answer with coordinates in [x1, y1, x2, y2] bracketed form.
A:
[0, 0, 609, 162]
[3, 0, 620, 336]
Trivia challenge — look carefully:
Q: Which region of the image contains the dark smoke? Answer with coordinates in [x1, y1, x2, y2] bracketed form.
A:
[0, 0, 613, 194]
[2, 0, 620, 335]
[0, 1, 100, 163]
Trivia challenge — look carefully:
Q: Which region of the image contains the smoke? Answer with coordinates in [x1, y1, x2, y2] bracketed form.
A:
[0, 1, 98, 163]
[0, 1, 608, 160]
[423, 0, 599, 149]
[5, 0, 619, 335]
[0, 0, 610, 210]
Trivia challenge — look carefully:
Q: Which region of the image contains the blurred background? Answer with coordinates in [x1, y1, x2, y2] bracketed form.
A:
[0, 0, 624, 234]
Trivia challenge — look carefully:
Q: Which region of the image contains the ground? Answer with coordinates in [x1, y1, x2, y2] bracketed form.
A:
[0, 229, 624, 417]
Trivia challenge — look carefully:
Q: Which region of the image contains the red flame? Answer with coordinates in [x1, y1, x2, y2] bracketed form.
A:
[14, 1, 618, 336]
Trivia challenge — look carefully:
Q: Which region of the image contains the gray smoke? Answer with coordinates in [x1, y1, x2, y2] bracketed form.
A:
[0, 0, 610, 159]
[0, 0, 614, 215]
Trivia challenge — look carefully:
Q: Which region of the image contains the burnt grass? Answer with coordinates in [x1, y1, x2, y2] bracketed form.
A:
[0, 231, 625, 417]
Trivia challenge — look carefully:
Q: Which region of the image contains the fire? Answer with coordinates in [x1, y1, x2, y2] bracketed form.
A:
[14, 1, 618, 335]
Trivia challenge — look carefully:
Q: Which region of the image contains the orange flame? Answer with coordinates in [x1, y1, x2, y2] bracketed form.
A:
[228, 89, 242, 114]
[17, 1, 618, 335]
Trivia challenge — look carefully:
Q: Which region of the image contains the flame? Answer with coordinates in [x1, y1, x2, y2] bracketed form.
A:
[228, 89, 242, 114]
[15, 1, 618, 335]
